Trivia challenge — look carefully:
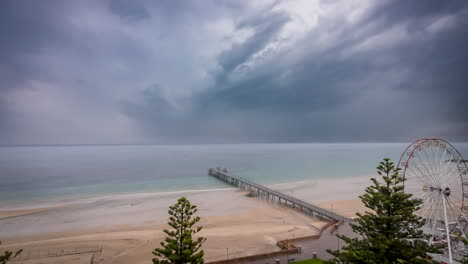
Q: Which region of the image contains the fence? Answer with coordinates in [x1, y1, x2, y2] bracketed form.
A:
[9, 246, 102, 262]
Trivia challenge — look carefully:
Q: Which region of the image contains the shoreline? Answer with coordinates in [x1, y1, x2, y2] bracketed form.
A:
[0, 175, 370, 264]
[0, 187, 238, 211]
[0, 174, 372, 211]
[0, 189, 335, 263]
[0, 203, 82, 220]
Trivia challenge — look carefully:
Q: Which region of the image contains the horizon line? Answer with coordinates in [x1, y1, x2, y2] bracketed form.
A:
[2, 141, 468, 147]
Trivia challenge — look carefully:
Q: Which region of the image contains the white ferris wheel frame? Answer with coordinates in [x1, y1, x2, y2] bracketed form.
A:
[398, 138, 468, 264]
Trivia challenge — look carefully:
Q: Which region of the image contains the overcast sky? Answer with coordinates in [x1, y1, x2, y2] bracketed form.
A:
[1, 0, 467, 144]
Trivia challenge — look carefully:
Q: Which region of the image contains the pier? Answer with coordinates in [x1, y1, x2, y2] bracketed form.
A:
[208, 168, 350, 222]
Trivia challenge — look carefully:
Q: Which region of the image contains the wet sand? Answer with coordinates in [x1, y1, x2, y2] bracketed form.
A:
[0, 203, 82, 220]
[0, 175, 369, 264]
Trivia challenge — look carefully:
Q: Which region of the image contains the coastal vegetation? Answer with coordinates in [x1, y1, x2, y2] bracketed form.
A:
[326, 158, 438, 263]
[152, 197, 206, 264]
[456, 236, 468, 263]
[0, 242, 22, 264]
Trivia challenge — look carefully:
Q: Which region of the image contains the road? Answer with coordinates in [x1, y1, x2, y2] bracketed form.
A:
[245, 223, 357, 264]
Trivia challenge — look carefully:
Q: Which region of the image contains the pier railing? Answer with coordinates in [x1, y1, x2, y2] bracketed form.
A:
[208, 168, 350, 222]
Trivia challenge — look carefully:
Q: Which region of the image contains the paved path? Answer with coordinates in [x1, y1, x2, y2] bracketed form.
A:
[245, 223, 357, 264]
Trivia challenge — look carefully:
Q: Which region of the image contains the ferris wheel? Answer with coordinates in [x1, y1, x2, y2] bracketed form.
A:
[398, 138, 468, 263]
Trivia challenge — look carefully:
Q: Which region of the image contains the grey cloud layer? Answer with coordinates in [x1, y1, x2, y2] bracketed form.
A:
[1, 0, 467, 144]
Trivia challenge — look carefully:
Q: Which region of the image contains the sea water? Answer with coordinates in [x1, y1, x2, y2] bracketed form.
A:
[1, 143, 467, 203]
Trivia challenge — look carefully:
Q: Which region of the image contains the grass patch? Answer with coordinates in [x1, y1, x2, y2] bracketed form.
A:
[292, 259, 324, 264]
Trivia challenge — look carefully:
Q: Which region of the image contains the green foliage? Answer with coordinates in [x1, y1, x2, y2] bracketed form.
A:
[326, 158, 439, 264]
[460, 255, 468, 264]
[153, 197, 206, 264]
[454, 235, 468, 263]
[0, 242, 22, 264]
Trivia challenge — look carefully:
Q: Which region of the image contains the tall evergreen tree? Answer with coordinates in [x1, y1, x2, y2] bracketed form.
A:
[327, 158, 438, 264]
[153, 197, 206, 264]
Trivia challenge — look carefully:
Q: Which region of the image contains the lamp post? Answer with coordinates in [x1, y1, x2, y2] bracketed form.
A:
[335, 224, 340, 253]
[226, 248, 228, 264]
[286, 234, 294, 264]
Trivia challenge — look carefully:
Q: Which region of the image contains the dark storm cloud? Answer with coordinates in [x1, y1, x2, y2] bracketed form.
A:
[368, 1, 466, 23]
[193, 0, 468, 142]
[218, 12, 290, 75]
[0, 1, 60, 92]
[1, 0, 467, 144]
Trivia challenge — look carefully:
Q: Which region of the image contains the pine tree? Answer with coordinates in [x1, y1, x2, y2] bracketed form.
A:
[326, 158, 439, 264]
[153, 197, 206, 264]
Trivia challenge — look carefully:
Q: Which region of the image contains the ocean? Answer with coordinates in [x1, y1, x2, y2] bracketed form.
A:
[1, 143, 467, 204]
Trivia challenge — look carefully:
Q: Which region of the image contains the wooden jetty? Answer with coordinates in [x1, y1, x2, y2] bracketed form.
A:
[208, 168, 350, 222]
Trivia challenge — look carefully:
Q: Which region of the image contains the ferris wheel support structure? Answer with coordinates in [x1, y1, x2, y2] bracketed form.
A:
[398, 138, 468, 264]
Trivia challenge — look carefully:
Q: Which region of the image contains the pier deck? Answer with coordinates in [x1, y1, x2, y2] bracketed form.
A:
[208, 168, 350, 222]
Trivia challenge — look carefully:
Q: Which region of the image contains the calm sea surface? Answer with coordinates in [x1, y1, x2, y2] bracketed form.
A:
[1, 143, 467, 202]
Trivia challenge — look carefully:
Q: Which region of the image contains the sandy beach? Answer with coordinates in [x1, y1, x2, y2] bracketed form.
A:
[0, 175, 369, 264]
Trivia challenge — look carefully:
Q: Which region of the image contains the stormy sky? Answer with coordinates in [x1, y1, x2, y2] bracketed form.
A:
[1, 0, 467, 144]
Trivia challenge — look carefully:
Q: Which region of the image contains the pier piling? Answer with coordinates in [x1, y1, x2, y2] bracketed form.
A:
[208, 168, 349, 222]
